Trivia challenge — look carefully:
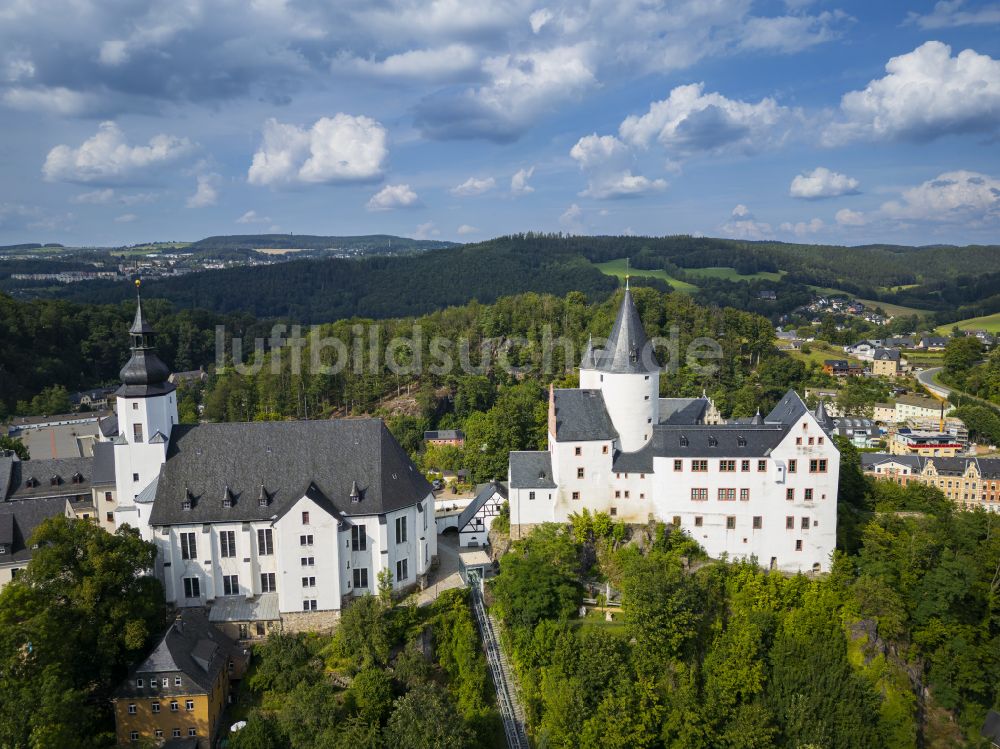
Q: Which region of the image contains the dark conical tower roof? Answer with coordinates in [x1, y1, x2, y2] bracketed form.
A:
[116, 291, 176, 398]
[580, 335, 600, 369]
[590, 287, 659, 374]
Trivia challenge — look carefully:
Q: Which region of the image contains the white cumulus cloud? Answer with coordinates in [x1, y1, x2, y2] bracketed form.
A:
[823, 41, 1000, 145]
[236, 210, 270, 224]
[619, 82, 797, 154]
[779, 217, 824, 236]
[248, 114, 388, 187]
[42, 121, 193, 184]
[451, 176, 495, 197]
[114, 212, 137, 223]
[879, 170, 1000, 224]
[721, 204, 773, 240]
[789, 167, 860, 199]
[456, 224, 478, 235]
[906, 1, 1000, 29]
[366, 183, 419, 212]
[570, 134, 667, 199]
[835, 208, 867, 226]
[511, 166, 535, 195]
[186, 173, 219, 208]
[414, 221, 439, 239]
[339, 44, 479, 81]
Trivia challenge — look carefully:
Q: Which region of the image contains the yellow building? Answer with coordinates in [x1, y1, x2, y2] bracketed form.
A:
[113, 609, 247, 748]
[871, 348, 903, 378]
[888, 429, 962, 458]
[862, 454, 1000, 512]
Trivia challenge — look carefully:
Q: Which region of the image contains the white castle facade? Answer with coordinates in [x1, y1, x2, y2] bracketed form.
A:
[111, 297, 436, 630]
[508, 287, 840, 573]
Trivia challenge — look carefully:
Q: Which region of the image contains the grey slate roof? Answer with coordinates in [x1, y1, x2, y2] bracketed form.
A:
[6, 456, 96, 500]
[765, 389, 810, 426]
[149, 419, 431, 526]
[982, 710, 1000, 744]
[424, 429, 465, 441]
[98, 414, 118, 438]
[552, 389, 618, 442]
[0, 496, 72, 563]
[613, 424, 789, 473]
[874, 348, 901, 361]
[0, 456, 13, 498]
[117, 608, 242, 698]
[860, 453, 1000, 479]
[458, 481, 507, 530]
[509, 451, 557, 489]
[582, 288, 659, 374]
[658, 397, 709, 425]
[92, 441, 116, 485]
[117, 296, 176, 399]
[208, 593, 280, 623]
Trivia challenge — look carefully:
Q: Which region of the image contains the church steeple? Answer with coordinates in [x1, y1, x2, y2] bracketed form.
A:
[595, 287, 658, 374]
[117, 282, 175, 398]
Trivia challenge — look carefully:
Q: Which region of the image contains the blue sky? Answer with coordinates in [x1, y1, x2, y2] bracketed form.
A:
[1, 0, 999, 247]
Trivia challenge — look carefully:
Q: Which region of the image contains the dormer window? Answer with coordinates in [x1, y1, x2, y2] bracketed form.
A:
[258, 484, 270, 507]
[182, 488, 194, 511]
[222, 486, 234, 508]
[737, 436, 747, 447]
[708, 436, 718, 447]
[181, 500, 191, 511]
[71, 472, 84, 484]
[680, 435, 688, 447]
[50, 475, 61, 486]
[25, 477, 37, 488]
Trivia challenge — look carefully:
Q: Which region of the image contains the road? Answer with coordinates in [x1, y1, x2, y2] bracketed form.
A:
[916, 366, 951, 400]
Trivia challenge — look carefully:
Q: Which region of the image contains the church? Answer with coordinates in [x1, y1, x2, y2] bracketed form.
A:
[111, 295, 436, 631]
[507, 286, 840, 573]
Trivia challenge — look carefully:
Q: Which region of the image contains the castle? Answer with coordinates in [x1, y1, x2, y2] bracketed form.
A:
[507, 286, 840, 572]
[111, 295, 436, 631]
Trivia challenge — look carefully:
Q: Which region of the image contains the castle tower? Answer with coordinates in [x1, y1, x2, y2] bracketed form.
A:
[113, 288, 178, 537]
[580, 283, 660, 451]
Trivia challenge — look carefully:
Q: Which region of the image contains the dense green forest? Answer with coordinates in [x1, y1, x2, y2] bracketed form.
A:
[228, 589, 499, 749]
[488, 456, 1000, 748]
[41, 234, 1000, 324]
[185, 233, 455, 253]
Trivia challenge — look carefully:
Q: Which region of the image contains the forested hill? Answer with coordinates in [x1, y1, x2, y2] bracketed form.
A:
[49, 233, 1000, 322]
[56, 240, 619, 322]
[184, 233, 455, 253]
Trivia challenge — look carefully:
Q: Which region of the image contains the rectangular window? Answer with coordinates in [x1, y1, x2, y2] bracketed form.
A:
[174, 677, 181, 686]
[132, 472, 139, 482]
[786, 516, 794, 529]
[741, 460, 750, 472]
[795, 539, 803, 551]
[720, 460, 736, 472]
[726, 516, 736, 530]
[818, 437, 824, 445]
[610, 507, 617, 516]
[396, 558, 409, 581]
[577, 467, 585, 479]
[788, 459, 797, 473]
[106, 512, 114, 523]
[804, 488, 813, 501]
[602, 445, 609, 454]
[528, 491, 535, 500]
[301, 557, 315, 566]
[222, 575, 239, 596]
[128, 703, 137, 714]
[133, 423, 143, 443]
[672, 515, 681, 526]
[691, 488, 708, 501]
[752, 516, 762, 529]
[261, 572, 276, 593]
[257, 528, 273, 555]
[808, 437, 814, 445]
[302, 576, 316, 587]
[185, 700, 194, 711]
[809, 459, 828, 473]
[694, 516, 703, 527]
[624, 490, 630, 498]
[302, 599, 317, 611]
[758, 460, 767, 472]
[300, 534, 313, 546]
[740, 488, 750, 501]
[692, 460, 708, 472]
[172, 729, 181, 738]
[183, 577, 200, 599]
[105, 491, 112, 502]
[220, 530, 236, 558]
[301, 511, 310, 525]
[801, 517, 810, 530]
[130, 731, 138, 742]
[796, 436, 802, 445]
[353, 568, 369, 588]
[351, 525, 367, 551]
[786, 488, 795, 501]
[151, 703, 160, 714]
[615, 490, 621, 499]
[674, 459, 683, 471]
[395, 517, 407, 544]
[572, 491, 580, 500]
[155, 730, 163, 739]
[575, 446, 582, 456]
[180, 532, 197, 560]
[717, 488, 735, 501]
[170, 701, 178, 712]
[188, 729, 197, 737]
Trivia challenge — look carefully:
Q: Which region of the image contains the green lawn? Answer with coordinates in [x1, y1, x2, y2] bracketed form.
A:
[684, 266, 786, 283]
[935, 312, 1000, 335]
[854, 297, 929, 319]
[595, 258, 699, 292]
[786, 341, 861, 368]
